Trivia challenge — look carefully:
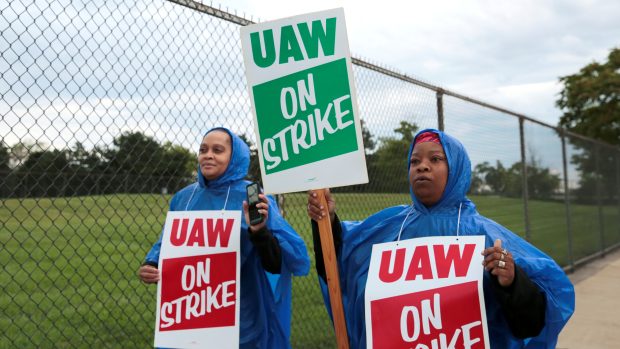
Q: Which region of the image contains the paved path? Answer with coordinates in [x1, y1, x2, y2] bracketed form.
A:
[556, 248, 620, 349]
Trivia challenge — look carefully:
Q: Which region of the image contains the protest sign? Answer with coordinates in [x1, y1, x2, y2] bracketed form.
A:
[365, 236, 489, 349]
[240, 8, 367, 194]
[154, 210, 241, 349]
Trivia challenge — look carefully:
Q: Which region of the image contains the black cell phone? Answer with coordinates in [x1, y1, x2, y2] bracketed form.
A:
[246, 182, 263, 225]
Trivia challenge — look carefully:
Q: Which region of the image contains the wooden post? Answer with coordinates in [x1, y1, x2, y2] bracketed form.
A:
[316, 189, 349, 349]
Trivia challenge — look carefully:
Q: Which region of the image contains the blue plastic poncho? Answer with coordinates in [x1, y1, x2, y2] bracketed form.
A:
[319, 128, 574, 348]
[145, 127, 310, 349]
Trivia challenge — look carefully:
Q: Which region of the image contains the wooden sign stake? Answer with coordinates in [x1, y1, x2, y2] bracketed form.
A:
[316, 188, 349, 349]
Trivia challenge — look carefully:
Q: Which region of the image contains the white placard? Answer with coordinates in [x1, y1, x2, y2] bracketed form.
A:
[365, 235, 490, 349]
[154, 210, 241, 349]
[240, 8, 368, 194]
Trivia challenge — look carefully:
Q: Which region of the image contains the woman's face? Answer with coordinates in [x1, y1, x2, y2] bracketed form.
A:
[409, 141, 448, 207]
[198, 130, 232, 181]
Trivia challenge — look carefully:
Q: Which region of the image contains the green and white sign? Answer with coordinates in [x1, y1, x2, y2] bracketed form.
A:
[240, 8, 368, 194]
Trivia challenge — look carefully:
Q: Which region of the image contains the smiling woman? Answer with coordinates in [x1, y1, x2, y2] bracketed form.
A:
[137, 127, 310, 349]
[198, 130, 233, 181]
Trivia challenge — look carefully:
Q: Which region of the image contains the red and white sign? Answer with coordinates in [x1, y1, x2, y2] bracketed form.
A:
[365, 235, 489, 349]
[154, 210, 241, 349]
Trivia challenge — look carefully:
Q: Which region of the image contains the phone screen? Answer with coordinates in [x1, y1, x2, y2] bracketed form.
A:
[246, 182, 262, 225]
[247, 183, 260, 204]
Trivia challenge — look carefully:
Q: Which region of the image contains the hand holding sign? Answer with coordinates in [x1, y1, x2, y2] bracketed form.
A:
[482, 239, 515, 287]
[307, 189, 335, 222]
[139, 264, 160, 284]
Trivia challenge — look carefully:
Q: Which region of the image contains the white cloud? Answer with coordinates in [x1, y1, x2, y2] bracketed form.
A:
[222, 0, 620, 126]
[3, 0, 617, 157]
[467, 80, 563, 125]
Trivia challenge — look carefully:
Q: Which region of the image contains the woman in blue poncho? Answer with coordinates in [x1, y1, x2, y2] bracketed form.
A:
[139, 127, 310, 349]
[307, 128, 574, 348]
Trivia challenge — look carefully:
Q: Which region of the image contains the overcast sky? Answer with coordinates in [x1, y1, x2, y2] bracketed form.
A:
[221, 0, 620, 126]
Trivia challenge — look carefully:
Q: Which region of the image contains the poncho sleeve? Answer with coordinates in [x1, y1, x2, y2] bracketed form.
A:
[484, 222, 575, 348]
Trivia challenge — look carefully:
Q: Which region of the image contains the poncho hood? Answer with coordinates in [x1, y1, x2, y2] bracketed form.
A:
[197, 127, 250, 188]
[408, 128, 473, 213]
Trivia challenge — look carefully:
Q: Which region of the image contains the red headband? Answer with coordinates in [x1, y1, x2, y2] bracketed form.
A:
[415, 131, 440, 145]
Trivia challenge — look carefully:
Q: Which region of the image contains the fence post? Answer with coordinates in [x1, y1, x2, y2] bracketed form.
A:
[63, 171, 69, 197]
[595, 145, 605, 255]
[560, 131, 574, 271]
[617, 152, 620, 248]
[519, 118, 531, 241]
[276, 194, 285, 218]
[436, 89, 444, 131]
[96, 172, 100, 195]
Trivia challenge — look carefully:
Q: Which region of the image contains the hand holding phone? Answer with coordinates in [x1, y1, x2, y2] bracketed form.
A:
[246, 182, 263, 225]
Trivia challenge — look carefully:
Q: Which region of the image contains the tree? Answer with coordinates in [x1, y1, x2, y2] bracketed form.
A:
[360, 119, 376, 153]
[367, 121, 419, 192]
[0, 141, 9, 171]
[160, 142, 196, 192]
[472, 161, 507, 194]
[238, 134, 261, 183]
[0, 141, 10, 197]
[474, 159, 561, 200]
[64, 142, 104, 196]
[393, 121, 418, 145]
[9, 140, 45, 168]
[556, 48, 620, 145]
[556, 48, 620, 203]
[102, 132, 163, 193]
[69, 142, 101, 171]
[525, 154, 562, 199]
[15, 149, 71, 197]
[475, 161, 507, 194]
[567, 146, 618, 204]
[469, 164, 485, 194]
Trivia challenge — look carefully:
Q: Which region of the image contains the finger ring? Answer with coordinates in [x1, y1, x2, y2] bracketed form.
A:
[500, 253, 505, 261]
[498, 260, 506, 269]
[501, 248, 508, 256]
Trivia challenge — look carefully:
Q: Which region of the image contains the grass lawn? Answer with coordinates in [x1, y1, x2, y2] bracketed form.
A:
[1, 193, 618, 348]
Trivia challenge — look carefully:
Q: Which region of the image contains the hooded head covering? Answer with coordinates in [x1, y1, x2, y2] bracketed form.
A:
[408, 128, 472, 213]
[197, 127, 250, 188]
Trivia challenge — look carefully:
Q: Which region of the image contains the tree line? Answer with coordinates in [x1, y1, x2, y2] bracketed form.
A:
[2, 45, 617, 202]
[0, 125, 611, 205]
[0, 132, 196, 198]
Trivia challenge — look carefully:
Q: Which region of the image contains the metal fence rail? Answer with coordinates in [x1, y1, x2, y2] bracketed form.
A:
[1, 0, 619, 348]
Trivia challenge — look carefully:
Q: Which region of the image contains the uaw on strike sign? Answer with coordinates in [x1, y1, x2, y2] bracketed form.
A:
[154, 211, 241, 349]
[240, 8, 368, 194]
[365, 236, 490, 349]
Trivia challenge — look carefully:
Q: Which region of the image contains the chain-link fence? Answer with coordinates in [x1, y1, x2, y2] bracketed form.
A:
[2, 0, 619, 348]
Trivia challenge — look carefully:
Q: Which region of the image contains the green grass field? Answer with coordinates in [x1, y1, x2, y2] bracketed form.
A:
[1, 193, 618, 348]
